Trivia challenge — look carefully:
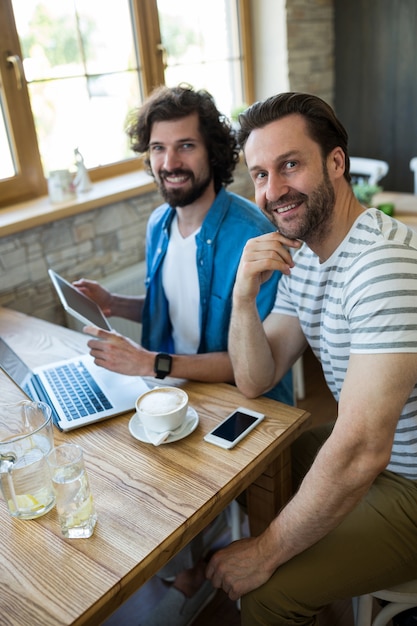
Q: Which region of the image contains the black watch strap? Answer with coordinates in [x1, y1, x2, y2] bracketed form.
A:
[154, 353, 173, 379]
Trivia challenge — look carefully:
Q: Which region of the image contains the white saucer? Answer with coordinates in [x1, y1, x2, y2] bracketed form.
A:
[129, 406, 199, 444]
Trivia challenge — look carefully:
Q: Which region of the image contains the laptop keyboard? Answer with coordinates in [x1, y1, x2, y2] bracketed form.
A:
[43, 361, 112, 421]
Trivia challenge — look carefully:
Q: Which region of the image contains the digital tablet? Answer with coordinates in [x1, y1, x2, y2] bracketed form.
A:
[48, 269, 112, 331]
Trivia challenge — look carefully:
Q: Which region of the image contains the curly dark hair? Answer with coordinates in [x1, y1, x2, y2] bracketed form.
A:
[237, 92, 351, 183]
[126, 84, 240, 193]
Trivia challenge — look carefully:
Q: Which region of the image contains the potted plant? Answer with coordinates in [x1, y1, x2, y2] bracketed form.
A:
[352, 182, 382, 206]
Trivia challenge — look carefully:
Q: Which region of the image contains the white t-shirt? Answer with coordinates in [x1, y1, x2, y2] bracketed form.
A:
[162, 215, 201, 354]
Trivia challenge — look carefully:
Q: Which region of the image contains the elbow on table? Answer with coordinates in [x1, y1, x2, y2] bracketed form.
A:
[234, 376, 272, 399]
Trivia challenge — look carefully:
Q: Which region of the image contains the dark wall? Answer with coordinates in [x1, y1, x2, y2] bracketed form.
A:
[335, 0, 417, 192]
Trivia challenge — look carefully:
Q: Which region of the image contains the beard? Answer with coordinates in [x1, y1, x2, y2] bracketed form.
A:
[265, 164, 335, 244]
[157, 168, 212, 208]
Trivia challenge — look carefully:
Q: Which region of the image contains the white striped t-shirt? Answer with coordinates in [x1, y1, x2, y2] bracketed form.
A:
[273, 208, 417, 479]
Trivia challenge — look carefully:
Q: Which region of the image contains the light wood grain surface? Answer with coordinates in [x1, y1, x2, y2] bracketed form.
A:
[0, 307, 310, 626]
[373, 191, 417, 214]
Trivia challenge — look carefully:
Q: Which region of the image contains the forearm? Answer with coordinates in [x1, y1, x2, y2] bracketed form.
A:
[208, 353, 413, 600]
[207, 433, 381, 599]
[85, 328, 234, 381]
[260, 436, 383, 574]
[169, 351, 234, 383]
[229, 295, 276, 397]
[110, 294, 145, 322]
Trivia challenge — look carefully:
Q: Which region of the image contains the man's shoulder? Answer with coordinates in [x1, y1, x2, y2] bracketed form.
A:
[148, 202, 172, 226]
[357, 208, 417, 246]
[223, 189, 256, 210]
[344, 209, 417, 270]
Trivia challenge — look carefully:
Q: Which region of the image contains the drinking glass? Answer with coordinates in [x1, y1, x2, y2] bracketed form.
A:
[47, 443, 97, 538]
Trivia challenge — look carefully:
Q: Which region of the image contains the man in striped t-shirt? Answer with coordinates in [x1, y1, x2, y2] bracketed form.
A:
[206, 92, 417, 625]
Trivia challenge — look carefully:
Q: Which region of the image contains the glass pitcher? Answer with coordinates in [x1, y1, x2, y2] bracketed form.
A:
[0, 401, 56, 520]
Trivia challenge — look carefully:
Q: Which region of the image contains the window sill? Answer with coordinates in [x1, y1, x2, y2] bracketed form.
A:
[0, 170, 156, 238]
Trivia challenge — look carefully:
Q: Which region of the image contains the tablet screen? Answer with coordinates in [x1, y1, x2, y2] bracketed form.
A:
[48, 269, 112, 331]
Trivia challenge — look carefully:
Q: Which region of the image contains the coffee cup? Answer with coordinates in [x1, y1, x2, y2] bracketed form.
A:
[48, 169, 76, 204]
[135, 387, 188, 434]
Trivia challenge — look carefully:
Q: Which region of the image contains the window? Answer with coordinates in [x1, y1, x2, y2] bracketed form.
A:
[0, 0, 252, 208]
[0, 93, 15, 180]
[157, 0, 249, 118]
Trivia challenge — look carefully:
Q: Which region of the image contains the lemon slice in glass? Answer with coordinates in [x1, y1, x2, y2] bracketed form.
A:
[71, 494, 95, 525]
[8, 494, 42, 513]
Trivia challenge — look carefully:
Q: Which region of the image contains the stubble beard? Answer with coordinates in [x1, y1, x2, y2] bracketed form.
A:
[265, 165, 335, 245]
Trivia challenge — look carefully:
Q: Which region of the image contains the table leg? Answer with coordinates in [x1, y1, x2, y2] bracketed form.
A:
[246, 448, 292, 536]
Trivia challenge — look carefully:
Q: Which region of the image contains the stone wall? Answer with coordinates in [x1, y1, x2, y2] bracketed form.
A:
[286, 0, 334, 105]
[0, 161, 254, 326]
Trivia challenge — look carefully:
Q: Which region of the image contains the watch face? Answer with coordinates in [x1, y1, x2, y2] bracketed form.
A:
[158, 354, 171, 372]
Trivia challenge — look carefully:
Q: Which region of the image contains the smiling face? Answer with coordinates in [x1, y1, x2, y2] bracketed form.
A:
[244, 113, 338, 244]
[148, 112, 214, 208]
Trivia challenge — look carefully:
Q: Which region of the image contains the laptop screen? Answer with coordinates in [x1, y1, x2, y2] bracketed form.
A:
[0, 338, 32, 385]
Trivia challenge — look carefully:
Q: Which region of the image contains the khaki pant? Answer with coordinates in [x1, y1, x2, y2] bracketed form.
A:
[242, 424, 417, 625]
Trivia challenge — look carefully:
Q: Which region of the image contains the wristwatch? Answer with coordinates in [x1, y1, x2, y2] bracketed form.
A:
[154, 353, 173, 379]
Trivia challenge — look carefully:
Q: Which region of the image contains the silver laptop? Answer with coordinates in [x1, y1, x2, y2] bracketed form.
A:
[0, 337, 149, 432]
[0, 270, 149, 430]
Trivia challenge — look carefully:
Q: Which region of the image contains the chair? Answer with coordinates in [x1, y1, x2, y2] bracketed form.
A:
[293, 356, 305, 401]
[350, 157, 389, 186]
[353, 579, 417, 626]
[410, 157, 417, 194]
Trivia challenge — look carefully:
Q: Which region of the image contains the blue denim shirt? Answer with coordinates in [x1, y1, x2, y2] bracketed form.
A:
[141, 187, 293, 405]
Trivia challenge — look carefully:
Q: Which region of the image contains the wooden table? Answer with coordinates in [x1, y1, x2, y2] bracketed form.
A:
[0, 307, 311, 626]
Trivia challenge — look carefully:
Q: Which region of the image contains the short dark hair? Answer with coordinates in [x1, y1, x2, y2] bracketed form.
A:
[237, 92, 351, 183]
[126, 84, 240, 192]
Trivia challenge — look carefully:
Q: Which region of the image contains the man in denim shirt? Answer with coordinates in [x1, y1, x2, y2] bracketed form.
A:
[142, 186, 292, 407]
[74, 85, 292, 624]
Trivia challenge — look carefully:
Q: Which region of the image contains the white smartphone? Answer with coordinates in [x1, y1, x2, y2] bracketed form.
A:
[204, 407, 265, 449]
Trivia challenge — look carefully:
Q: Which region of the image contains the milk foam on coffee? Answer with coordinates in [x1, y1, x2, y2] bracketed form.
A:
[139, 389, 185, 415]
